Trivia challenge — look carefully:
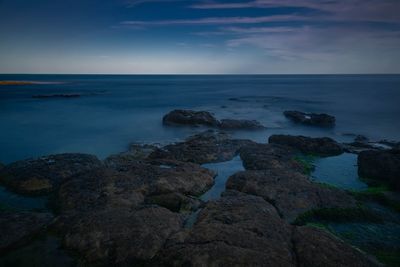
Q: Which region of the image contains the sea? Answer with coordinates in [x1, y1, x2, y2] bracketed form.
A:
[1, 74, 399, 164]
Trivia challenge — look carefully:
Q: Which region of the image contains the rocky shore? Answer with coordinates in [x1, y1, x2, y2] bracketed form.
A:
[0, 111, 399, 266]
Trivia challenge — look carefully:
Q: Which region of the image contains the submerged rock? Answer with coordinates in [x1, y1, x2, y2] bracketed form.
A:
[0, 153, 103, 195]
[358, 149, 400, 191]
[0, 211, 53, 252]
[218, 119, 265, 130]
[32, 94, 81, 99]
[269, 135, 343, 156]
[284, 110, 335, 127]
[226, 169, 356, 222]
[163, 109, 219, 127]
[150, 130, 255, 164]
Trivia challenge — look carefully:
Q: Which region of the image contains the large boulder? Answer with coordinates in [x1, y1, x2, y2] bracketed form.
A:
[284, 110, 335, 127]
[239, 143, 304, 172]
[218, 119, 265, 130]
[0, 211, 53, 252]
[358, 149, 400, 191]
[226, 169, 356, 222]
[0, 154, 103, 195]
[150, 130, 255, 164]
[292, 226, 379, 267]
[163, 109, 219, 127]
[269, 135, 343, 156]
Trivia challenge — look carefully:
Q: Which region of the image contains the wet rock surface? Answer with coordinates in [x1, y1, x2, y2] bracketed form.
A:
[269, 134, 343, 156]
[358, 149, 400, 191]
[149, 130, 255, 164]
[284, 110, 336, 127]
[0, 211, 53, 253]
[227, 169, 356, 222]
[162, 109, 265, 130]
[0, 153, 103, 195]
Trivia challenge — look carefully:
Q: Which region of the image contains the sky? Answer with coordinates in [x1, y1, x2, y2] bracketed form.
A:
[0, 0, 400, 74]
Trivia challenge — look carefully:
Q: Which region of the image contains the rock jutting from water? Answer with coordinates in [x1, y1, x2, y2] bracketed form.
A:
[284, 110, 336, 127]
[162, 109, 265, 130]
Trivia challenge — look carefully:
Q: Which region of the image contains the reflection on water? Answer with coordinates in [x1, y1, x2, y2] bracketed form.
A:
[185, 156, 244, 228]
[201, 156, 244, 201]
[311, 153, 368, 190]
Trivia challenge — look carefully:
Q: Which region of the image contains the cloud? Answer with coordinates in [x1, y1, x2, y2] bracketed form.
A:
[121, 15, 308, 26]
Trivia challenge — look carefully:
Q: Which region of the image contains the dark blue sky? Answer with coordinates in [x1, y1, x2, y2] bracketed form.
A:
[1, 0, 399, 74]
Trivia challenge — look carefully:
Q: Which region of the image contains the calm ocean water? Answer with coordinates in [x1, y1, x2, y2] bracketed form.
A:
[0, 74, 399, 164]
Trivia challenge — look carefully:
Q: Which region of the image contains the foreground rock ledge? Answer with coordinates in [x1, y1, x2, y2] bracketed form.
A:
[155, 191, 378, 267]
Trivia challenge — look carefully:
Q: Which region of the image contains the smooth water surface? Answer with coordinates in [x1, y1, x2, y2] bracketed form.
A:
[1, 74, 400, 163]
[311, 153, 368, 190]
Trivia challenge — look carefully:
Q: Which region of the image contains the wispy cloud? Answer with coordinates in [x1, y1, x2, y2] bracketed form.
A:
[191, 0, 400, 23]
[121, 15, 308, 26]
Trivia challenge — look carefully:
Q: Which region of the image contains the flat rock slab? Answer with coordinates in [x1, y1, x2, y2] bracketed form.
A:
[58, 161, 214, 213]
[284, 110, 335, 127]
[150, 130, 255, 164]
[269, 134, 343, 156]
[0, 153, 102, 195]
[0, 211, 53, 252]
[239, 143, 304, 172]
[227, 169, 356, 222]
[358, 149, 400, 191]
